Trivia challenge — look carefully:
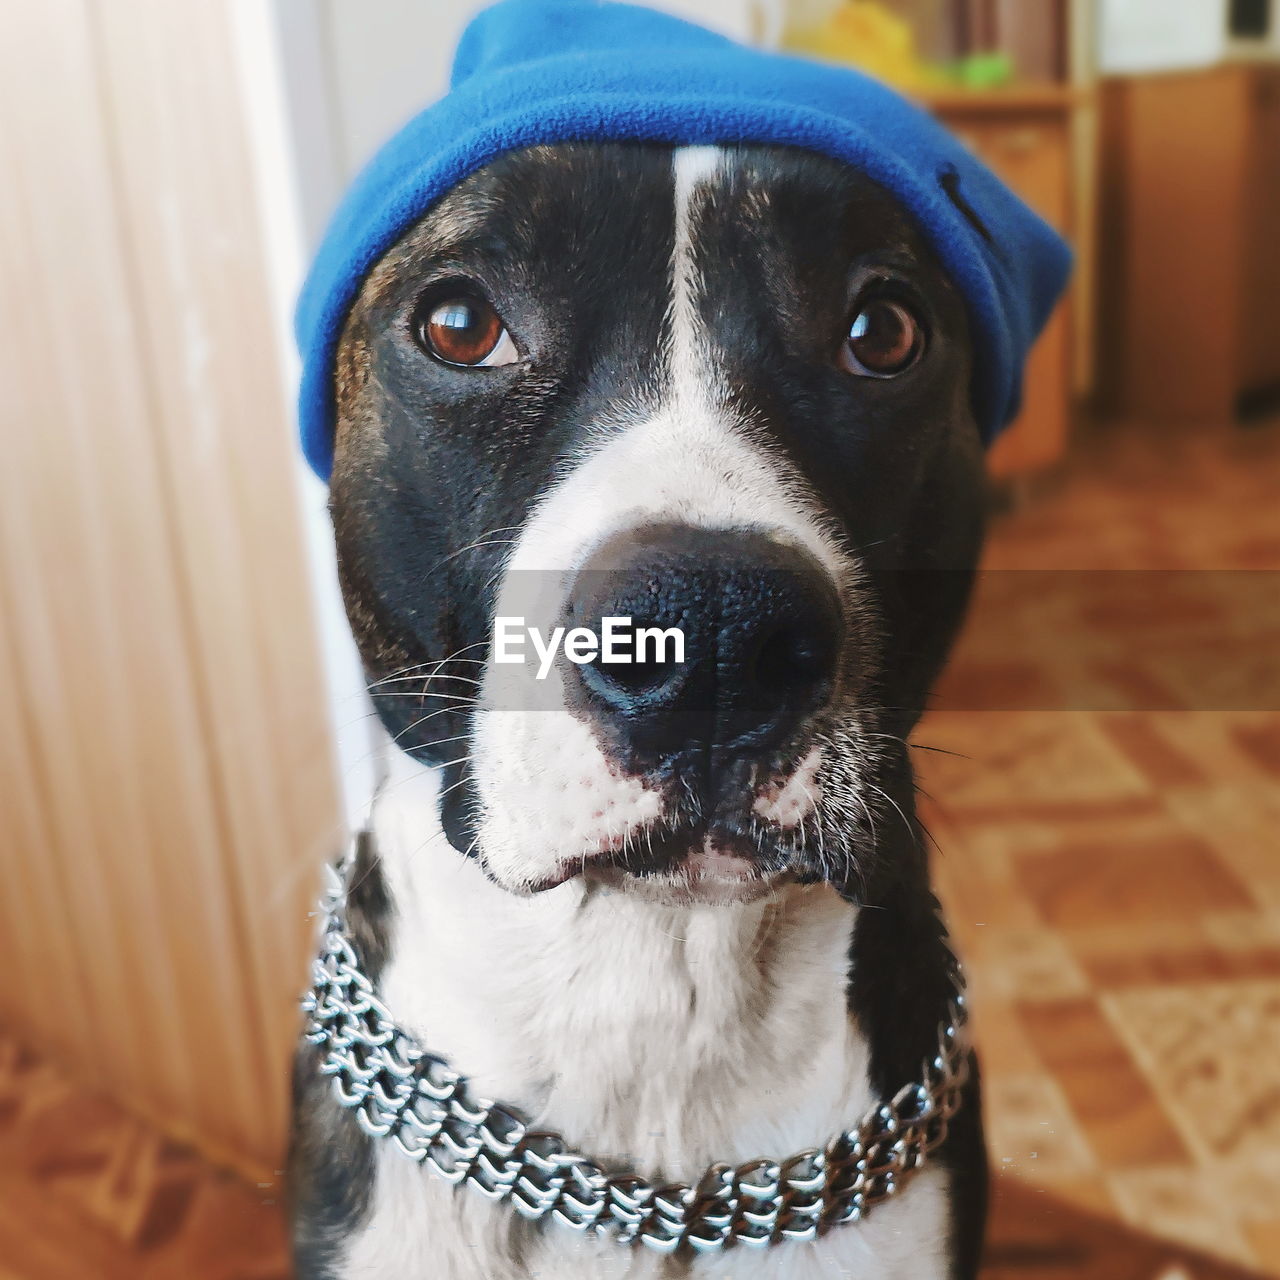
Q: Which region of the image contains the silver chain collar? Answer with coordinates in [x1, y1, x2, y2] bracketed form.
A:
[301, 858, 971, 1256]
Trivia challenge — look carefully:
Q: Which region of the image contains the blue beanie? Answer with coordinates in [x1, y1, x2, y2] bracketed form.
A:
[296, 0, 1072, 479]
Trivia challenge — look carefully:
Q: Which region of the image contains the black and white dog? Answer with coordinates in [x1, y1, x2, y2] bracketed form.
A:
[291, 141, 989, 1278]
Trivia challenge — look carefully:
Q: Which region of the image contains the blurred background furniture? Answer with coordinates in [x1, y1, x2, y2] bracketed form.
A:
[928, 86, 1079, 476]
[782, 0, 1097, 479]
[1097, 63, 1280, 422]
[787, 0, 1280, 460]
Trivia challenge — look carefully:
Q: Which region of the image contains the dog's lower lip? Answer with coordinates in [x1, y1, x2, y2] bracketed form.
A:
[682, 845, 758, 881]
[578, 824, 784, 888]
[615, 825, 741, 875]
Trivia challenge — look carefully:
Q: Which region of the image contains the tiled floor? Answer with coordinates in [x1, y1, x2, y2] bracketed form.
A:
[923, 414, 1280, 1276]
[1, 414, 1277, 1278]
[0, 1038, 288, 1280]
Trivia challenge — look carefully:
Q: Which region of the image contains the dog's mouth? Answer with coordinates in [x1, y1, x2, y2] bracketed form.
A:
[575, 822, 794, 904]
[523, 747, 825, 904]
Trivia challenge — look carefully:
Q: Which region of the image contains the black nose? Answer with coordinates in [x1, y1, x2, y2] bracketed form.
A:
[564, 525, 842, 766]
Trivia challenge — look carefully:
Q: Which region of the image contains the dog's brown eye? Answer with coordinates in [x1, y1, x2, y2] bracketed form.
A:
[415, 294, 517, 368]
[841, 299, 923, 377]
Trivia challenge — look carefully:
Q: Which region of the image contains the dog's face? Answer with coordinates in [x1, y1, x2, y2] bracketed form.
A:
[331, 143, 985, 903]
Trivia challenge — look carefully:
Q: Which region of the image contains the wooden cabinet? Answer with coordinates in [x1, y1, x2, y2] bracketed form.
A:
[1240, 68, 1280, 396]
[925, 90, 1078, 476]
[1098, 65, 1280, 421]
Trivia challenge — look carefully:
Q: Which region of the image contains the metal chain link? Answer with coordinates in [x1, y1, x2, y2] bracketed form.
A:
[301, 860, 971, 1255]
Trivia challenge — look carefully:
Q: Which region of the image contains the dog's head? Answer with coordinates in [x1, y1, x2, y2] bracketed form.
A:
[330, 142, 986, 903]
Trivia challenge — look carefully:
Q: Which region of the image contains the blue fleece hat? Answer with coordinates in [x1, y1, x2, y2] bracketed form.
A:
[297, 0, 1071, 479]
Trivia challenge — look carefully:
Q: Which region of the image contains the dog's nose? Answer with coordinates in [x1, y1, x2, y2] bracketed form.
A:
[564, 525, 841, 764]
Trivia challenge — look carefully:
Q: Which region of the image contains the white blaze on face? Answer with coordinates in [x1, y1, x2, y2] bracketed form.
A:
[472, 147, 846, 891]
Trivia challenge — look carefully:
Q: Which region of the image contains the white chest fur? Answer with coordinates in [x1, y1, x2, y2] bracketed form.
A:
[338, 756, 951, 1279]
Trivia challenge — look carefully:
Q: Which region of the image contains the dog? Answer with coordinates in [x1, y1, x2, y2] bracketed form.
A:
[289, 139, 993, 1279]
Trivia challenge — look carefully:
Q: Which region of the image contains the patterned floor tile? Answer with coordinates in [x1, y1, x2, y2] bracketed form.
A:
[1063, 918, 1280, 989]
[1202, 910, 1280, 955]
[1165, 785, 1280, 915]
[917, 711, 1154, 819]
[1015, 834, 1254, 929]
[1097, 714, 1209, 787]
[971, 925, 1092, 1003]
[1101, 981, 1280, 1166]
[1235, 722, 1280, 778]
[985, 1072, 1097, 1180]
[1107, 1165, 1258, 1268]
[985, 1174, 1266, 1279]
[1016, 999, 1192, 1168]
[1248, 1222, 1280, 1273]
[0, 1033, 289, 1280]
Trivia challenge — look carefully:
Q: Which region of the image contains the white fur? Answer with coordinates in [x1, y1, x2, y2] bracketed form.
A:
[340, 753, 951, 1279]
[753, 745, 823, 829]
[338, 149, 951, 1277]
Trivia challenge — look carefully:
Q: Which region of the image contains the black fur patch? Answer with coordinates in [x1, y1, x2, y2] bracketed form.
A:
[289, 832, 393, 1278]
[843, 746, 988, 1278]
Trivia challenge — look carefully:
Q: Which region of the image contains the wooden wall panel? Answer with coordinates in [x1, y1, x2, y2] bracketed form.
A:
[0, 0, 243, 1155]
[0, 577, 92, 1070]
[89, 0, 348, 1164]
[0, 0, 341, 1178]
